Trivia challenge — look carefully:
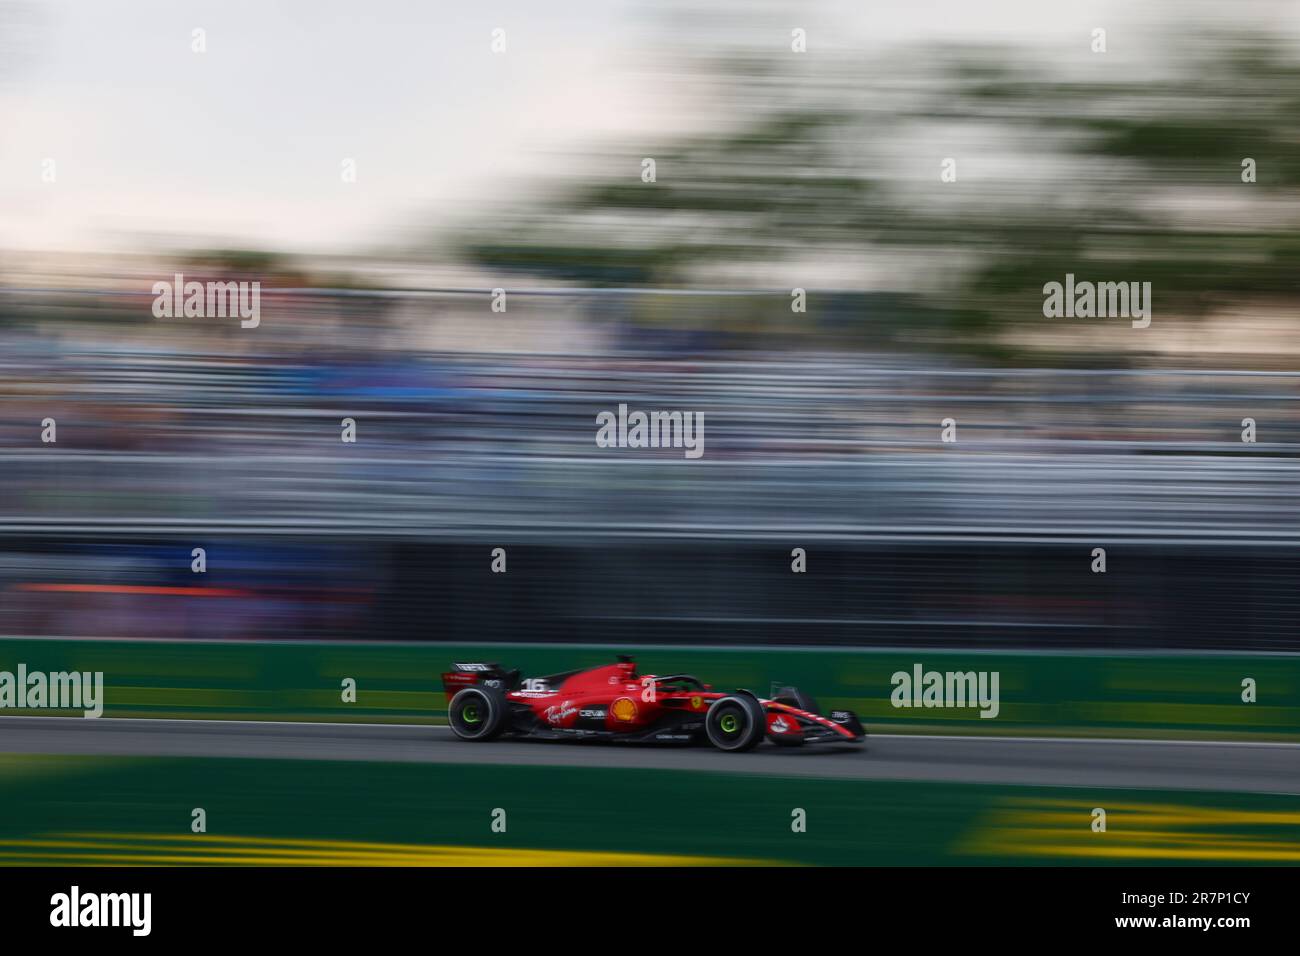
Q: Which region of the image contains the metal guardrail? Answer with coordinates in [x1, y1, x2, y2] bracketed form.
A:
[0, 451, 1296, 541]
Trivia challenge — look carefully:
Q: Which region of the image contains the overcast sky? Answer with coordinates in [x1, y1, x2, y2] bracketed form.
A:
[2, 0, 1289, 255]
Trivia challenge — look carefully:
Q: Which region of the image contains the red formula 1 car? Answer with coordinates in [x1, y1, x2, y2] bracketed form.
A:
[441, 656, 865, 752]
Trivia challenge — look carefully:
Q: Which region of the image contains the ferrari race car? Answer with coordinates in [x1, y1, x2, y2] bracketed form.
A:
[441, 656, 865, 751]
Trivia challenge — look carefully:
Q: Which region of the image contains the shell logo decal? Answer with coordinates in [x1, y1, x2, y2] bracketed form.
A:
[611, 697, 638, 722]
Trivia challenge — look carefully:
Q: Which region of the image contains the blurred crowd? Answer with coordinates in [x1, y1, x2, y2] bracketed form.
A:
[0, 289, 1298, 541]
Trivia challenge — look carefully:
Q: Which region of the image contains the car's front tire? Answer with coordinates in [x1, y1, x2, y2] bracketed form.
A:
[448, 686, 506, 741]
[705, 694, 766, 752]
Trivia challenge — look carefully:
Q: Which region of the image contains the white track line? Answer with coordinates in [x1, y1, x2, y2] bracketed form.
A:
[0, 715, 1296, 748]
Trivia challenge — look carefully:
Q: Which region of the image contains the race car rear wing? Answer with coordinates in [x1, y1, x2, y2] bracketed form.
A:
[440, 662, 512, 695]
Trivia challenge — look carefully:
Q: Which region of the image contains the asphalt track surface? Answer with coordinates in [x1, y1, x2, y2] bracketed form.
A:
[2, 717, 1298, 794]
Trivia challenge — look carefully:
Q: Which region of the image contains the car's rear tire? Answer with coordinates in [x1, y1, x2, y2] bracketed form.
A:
[448, 686, 506, 741]
[705, 694, 766, 752]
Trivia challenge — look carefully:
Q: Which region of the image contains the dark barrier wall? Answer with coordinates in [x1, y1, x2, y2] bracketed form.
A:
[0, 537, 1295, 650]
